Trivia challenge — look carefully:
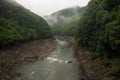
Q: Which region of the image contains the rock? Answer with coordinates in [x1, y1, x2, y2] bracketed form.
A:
[67, 60, 72, 64]
[24, 55, 39, 60]
[102, 77, 117, 80]
[104, 70, 115, 77]
[0, 39, 56, 80]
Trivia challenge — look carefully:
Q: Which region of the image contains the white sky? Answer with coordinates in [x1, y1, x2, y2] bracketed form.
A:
[16, 0, 90, 16]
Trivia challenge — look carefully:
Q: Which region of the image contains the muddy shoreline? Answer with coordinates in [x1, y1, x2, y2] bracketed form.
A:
[1, 36, 117, 80]
[64, 36, 119, 80]
[0, 38, 56, 80]
[75, 45, 118, 80]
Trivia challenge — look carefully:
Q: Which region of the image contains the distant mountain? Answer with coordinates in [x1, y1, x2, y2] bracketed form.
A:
[43, 6, 86, 36]
[0, 0, 52, 47]
[44, 6, 85, 26]
[52, 6, 85, 17]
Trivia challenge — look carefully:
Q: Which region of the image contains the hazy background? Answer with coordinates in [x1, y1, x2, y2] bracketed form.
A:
[16, 0, 90, 16]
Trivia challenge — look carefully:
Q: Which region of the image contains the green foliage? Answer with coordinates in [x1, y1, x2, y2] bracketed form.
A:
[52, 6, 85, 17]
[102, 0, 120, 11]
[113, 66, 120, 76]
[50, 7, 86, 36]
[0, 0, 52, 47]
[75, 0, 120, 57]
[51, 20, 79, 36]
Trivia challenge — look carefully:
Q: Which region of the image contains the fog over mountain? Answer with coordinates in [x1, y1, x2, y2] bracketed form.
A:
[44, 6, 85, 26]
[43, 6, 86, 36]
[15, 0, 90, 16]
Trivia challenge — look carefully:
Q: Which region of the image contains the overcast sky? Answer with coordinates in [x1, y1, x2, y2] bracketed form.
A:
[16, 0, 90, 16]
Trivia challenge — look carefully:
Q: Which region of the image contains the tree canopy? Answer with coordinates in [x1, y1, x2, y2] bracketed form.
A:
[75, 0, 120, 57]
[0, 0, 52, 47]
[45, 6, 86, 36]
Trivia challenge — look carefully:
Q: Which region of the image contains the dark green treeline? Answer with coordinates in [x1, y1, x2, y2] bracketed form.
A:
[0, 0, 52, 47]
[75, 0, 120, 57]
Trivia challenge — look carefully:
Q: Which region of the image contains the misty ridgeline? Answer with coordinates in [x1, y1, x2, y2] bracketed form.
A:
[0, 0, 120, 80]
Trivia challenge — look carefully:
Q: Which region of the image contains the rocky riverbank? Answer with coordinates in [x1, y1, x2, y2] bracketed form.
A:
[75, 47, 119, 80]
[64, 36, 119, 80]
[0, 38, 56, 80]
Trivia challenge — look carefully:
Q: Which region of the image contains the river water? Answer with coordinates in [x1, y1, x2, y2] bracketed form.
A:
[15, 39, 87, 80]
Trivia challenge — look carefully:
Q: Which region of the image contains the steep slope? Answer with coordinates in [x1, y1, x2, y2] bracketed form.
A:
[44, 6, 86, 36]
[75, 0, 120, 77]
[0, 0, 52, 47]
[75, 0, 120, 57]
[52, 6, 84, 17]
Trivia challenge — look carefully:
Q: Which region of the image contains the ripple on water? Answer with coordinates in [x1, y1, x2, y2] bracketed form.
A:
[15, 39, 87, 80]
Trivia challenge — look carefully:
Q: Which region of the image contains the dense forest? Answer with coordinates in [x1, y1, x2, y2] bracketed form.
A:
[44, 6, 85, 36]
[75, 0, 120, 77]
[0, 0, 120, 79]
[0, 0, 52, 47]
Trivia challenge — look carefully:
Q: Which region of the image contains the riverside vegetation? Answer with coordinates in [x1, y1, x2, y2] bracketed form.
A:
[75, 0, 120, 79]
[0, 0, 54, 79]
[0, 0, 120, 80]
[45, 0, 120, 79]
[0, 0, 52, 47]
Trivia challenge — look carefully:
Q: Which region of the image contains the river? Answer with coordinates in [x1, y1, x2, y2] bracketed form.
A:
[15, 39, 87, 80]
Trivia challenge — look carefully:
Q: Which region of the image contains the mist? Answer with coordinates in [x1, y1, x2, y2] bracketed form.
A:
[1, 0, 22, 7]
[15, 0, 90, 16]
[44, 6, 85, 26]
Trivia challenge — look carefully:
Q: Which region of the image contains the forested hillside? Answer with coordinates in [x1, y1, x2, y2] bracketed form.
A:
[44, 6, 85, 36]
[75, 0, 120, 77]
[0, 0, 52, 47]
[75, 0, 120, 57]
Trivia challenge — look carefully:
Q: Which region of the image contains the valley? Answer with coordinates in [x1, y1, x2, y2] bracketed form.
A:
[0, 0, 120, 80]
